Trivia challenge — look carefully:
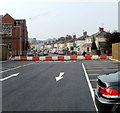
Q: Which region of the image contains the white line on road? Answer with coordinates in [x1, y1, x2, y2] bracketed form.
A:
[93, 88, 96, 91]
[90, 79, 98, 82]
[87, 70, 102, 72]
[82, 63, 98, 112]
[88, 74, 99, 76]
[87, 69, 118, 71]
[86, 66, 119, 69]
[0, 62, 35, 73]
[0, 73, 19, 81]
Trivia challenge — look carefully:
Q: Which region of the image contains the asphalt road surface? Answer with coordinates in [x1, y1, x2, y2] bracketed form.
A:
[1, 59, 119, 112]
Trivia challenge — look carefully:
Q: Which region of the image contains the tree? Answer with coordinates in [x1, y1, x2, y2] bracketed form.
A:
[58, 37, 65, 41]
[58, 35, 72, 42]
[91, 37, 97, 50]
[66, 35, 72, 40]
[105, 32, 120, 49]
[91, 41, 97, 50]
[91, 37, 97, 55]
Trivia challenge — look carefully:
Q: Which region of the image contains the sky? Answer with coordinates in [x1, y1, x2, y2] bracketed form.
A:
[1, 0, 119, 40]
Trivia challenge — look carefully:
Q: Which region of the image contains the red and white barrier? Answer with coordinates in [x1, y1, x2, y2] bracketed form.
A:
[100, 55, 107, 59]
[58, 56, 64, 60]
[33, 57, 40, 61]
[70, 56, 77, 60]
[13, 55, 107, 61]
[46, 56, 52, 61]
[14, 56, 21, 60]
[85, 55, 92, 60]
[64, 56, 70, 60]
[52, 56, 58, 60]
[77, 56, 85, 60]
[91, 55, 99, 60]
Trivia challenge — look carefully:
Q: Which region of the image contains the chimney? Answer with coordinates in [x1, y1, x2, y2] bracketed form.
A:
[83, 32, 87, 36]
[99, 27, 104, 32]
[73, 35, 76, 39]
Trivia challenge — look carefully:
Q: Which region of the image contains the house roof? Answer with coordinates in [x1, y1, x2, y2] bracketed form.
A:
[2, 13, 15, 23]
[3, 13, 14, 20]
[77, 35, 89, 40]
[66, 38, 77, 43]
[58, 41, 64, 44]
[91, 31, 108, 38]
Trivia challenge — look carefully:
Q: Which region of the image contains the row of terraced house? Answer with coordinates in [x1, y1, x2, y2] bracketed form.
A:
[0, 13, 109, 60]
[41, 27, 108, 55]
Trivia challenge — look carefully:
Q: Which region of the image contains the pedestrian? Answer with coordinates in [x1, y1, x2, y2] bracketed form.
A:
[82, 51, 86, 57]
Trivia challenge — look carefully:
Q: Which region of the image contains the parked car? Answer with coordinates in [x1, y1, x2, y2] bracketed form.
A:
[54, 50, 58, 54]
[58, 51, 65, 55]
[43, 51, 48, 56]
[37, 52, 43, 56]
[95, 71, 120, 113]
[27, 50, 35, 56]
[51, 50, 55, 54]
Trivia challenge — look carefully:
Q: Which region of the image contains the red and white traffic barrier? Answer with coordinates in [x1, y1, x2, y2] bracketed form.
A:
[13, 55, 107, 61]
[91, 55, 99, 60]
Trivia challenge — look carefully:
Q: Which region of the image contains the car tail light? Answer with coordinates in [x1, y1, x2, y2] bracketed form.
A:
[98, 85, 120, 98]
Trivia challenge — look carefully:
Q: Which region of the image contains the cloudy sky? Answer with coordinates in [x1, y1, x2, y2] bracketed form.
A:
[1, 0, 119, 40]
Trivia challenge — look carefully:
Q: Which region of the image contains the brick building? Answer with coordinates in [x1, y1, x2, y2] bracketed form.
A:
[1, 13, 28, 56]
[0, 15, 2, 38]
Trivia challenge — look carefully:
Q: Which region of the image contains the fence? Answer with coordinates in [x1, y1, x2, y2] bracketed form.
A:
[112, 43, 120, 61]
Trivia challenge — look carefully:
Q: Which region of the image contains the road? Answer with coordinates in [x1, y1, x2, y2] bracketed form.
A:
[1, 59, 119, 112]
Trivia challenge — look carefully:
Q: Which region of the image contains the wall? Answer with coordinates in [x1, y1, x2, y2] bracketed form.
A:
[76, 40, 85, 53]
[58, 43, 64, 50]
[0, 15, 2, 34]
[2, 14, 28, 56]
[0, 44, 9, 60]
[95, 37, 105, 47]
[66, 42, 73, 51]
[112, 43, 120, 60]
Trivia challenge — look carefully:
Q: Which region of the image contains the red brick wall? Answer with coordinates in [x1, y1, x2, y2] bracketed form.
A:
[12, 27, 20, 54]
[2, 14, 28, 55]
[2, 14, 20, 55]
[2, 14, 14, 24]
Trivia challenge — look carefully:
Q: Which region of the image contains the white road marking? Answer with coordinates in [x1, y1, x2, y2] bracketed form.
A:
[82, 63, 98, 112]
[38, 61, 76, 63]
[86, 66, 119, 69]
[88, 74, 99, 76]
[0, 73, 19, 81]
[93, 88, 96, 91]
[90, 79, 98, 82]
[87, 70, 102, 71]
[87, 69, 118, 71]
[55, 72, 64, 82]
[0, 62, 35, 73]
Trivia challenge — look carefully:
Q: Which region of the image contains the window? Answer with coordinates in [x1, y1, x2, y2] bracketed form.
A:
[2, 23, 12, 36]
[8, 44, 12, 50]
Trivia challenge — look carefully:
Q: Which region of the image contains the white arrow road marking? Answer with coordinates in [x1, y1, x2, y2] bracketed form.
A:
[55, 72, 64, 82]
[0, 73, 19, 82]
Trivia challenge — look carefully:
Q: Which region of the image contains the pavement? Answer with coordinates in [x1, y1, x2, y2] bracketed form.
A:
[1, 59, 120, 112]
[108, 56, 120, 62]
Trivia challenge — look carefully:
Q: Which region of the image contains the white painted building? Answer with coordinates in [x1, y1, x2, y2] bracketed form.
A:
[83, 27, 108, 54]
[76, 32, 88, 53]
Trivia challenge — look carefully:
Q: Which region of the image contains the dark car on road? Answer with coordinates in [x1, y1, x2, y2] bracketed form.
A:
[95, 71, 120, 113]
[58, 51, 65, 55]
